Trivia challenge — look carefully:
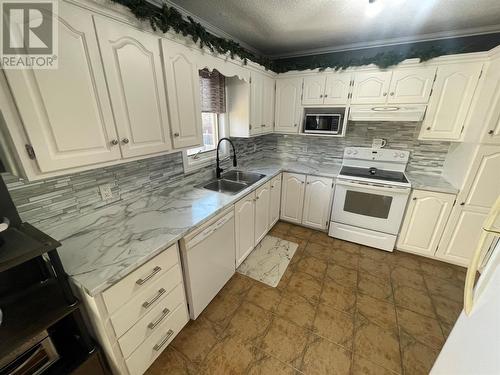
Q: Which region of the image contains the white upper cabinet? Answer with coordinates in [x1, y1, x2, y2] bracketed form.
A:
[250, 72, 264, 135]
[351, 71, 392, 104]
[324, 73, 352, 105]
[419, 62, 483, 141]
[302, 76, 326, 104]
[269, 174, 282, 227]
[254, 182, 271, 245]
[262, 75, 275, 134]
[437, 146, 500, 266]
[280, 173, 306, 224]
[302, 73, 351, 105]
[302, 176, 333, 230]
[162, 40, 203, 149]
[4, 3, 121, 172]
[387, 67, 436, 104]
[479, 57, 500, 145]
[397, 190, 455, 257]
[275, 78, 303, 133]
[94, 17, 172, 158]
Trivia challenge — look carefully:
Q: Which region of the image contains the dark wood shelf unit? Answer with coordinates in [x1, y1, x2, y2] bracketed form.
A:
[0, 279, 79, 359]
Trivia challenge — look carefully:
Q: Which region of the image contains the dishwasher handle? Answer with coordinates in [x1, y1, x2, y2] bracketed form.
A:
[185, 211, 234, 249]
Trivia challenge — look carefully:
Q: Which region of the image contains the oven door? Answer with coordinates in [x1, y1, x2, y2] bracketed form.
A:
[332, 179, 410, 234]
[304, 114, 341, 134]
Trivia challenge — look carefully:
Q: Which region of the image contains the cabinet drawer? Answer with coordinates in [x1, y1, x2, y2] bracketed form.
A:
[118, 283, 185, 358]
[125, 303, 189, 375]
[110, 264, 182, 338]
[103, 244, 179, 314]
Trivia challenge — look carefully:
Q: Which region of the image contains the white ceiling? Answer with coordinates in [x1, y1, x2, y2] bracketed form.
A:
[166, 0, 500, 57]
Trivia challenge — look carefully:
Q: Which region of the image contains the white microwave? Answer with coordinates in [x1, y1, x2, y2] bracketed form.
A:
[303, 107, 347, 135]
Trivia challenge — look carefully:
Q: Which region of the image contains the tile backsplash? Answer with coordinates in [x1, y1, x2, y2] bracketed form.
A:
[3, 120, 449, 229]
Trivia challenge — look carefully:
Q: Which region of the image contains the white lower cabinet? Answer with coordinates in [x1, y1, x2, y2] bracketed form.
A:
[235, 191, 256, 266]
[77, 244, 189, 375]
[281, 173, 333, 230]
[269, 174, 283, 227]
[396, 190, 455, 257]
[254, 182, 271, 244]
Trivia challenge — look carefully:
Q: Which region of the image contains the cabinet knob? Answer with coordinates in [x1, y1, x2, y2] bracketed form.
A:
[110, 139, 118, 146]
[306, 182, 310, 185]
[488, 130, 494, 135]
[383, 92, 388, 96]
[324, 94, 328, 98]
[173, 132, 180, 137]
[319, 94, 323, 98]
[426, 127, 431, 131]
[460, 202, 465, 206]
[294, 124, 297, 127]
[301, 181, 304, 184]
[390, 92, 395, 96]
[412, 197, 417, 200]
[261, 124, 266, 127]
[122, 138, 129, 144]
[249, 125, 252, 130]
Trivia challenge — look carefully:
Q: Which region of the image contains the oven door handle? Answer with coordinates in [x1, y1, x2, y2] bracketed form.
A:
[336, 179, 410, 194]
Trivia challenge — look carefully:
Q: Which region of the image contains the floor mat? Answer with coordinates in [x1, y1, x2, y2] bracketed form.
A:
[237, 235, 298, 287]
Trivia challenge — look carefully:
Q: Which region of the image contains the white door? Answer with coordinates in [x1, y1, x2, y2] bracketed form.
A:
[275, 78, 302, 133]
[235, 192, 256, 267]
[302, 176, 333, 230]
[261, 76, 275, 134]
[269, 174, 282, 227]
[323, 73, 352, 105]
[94, 18, 171, 158]
[250, 72, 263, 135]
[396, 190, 455, 256]
[302, 75, 326, 105]
[437, 146, 500, 265]
[351, 71, 392, 104]
[254, 182, 271, 245]
[280, 173, 306, 224]
[387, 67, 436, 104]
[480, 57, 500, 145]
[4, 3, 121, 172]
[162, 40, 203, 149]
[420, 62, 483, 141]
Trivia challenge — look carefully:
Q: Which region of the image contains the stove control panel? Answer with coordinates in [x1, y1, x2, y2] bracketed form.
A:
[344, 147, 409, 163]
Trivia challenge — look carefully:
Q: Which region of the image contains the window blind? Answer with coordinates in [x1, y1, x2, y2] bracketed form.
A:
[199, 69, 226, 113]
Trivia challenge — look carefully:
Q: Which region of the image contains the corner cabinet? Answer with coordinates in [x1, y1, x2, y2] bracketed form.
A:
[94, 17, 172, 158]
[396, 190, 455, 257]
[161, 40, 203, 149]
[281, 173, 333, 230]
[3, 2, 121, 172]
[419, 62, 483, 141]
[275, 78, 303, 133]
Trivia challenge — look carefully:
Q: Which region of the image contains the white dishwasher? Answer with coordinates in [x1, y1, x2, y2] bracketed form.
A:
[179, 207, 236, 319]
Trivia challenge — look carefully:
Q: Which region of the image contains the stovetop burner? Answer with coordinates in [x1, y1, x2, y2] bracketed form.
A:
[340, 166, 409, 184]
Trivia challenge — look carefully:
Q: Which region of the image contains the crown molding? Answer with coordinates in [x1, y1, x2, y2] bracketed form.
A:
[268, 25, 500, 59]
[148, 0, 263, 56]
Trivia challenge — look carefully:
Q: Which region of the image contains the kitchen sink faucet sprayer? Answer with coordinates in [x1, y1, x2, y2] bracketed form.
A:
[216, 137, 237, 178]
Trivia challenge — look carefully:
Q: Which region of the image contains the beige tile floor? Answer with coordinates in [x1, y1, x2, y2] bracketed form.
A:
[146, 221, 466, 375]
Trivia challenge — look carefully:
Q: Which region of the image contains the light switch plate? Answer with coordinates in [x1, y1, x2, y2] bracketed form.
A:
[99, 184, 113, 200]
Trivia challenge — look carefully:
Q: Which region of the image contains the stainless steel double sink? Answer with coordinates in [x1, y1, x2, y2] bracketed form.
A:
[196, 170, 266, 195]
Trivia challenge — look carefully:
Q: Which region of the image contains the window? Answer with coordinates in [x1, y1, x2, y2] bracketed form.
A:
[183, 69, 227, 172]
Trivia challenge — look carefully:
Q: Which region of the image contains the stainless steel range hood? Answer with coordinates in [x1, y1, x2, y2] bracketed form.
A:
[349, 104, 427, 122]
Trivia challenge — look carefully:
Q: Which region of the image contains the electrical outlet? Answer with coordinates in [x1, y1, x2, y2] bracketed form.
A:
[99, 184, 113, 201]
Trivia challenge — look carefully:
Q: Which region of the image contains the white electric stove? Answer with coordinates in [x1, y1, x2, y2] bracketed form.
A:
[329, 147, 412, 251]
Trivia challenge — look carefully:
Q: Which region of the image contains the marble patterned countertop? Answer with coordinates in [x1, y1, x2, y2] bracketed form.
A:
[49, 158, 456, 297]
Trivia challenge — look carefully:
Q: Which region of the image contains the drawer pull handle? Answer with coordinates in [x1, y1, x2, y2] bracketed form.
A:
[142, 288, 166, 309]
[148, 308, 171, 330]
[136, 266, 162, 285]
[153, 329, 174, 351]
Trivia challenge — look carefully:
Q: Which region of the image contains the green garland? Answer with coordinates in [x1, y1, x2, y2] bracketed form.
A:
[111, 0, 493, 73]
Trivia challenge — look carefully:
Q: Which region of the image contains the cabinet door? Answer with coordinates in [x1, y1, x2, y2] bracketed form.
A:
[302, 75, 326, 105]
[254, 182, 271, 245]
[250, 72, 263, 135]
[95, 18, 171, 158]
[235, 192, 256, 267]
[269, 174, 282, 227]
[261, 76, 275, 134]
[351, 71, 392, 104]
[162, 40, 203, 149]
[387, 67, 436, 104]
[280, 173, 306, 224]
[437, 146, 500, 266]
[4, 3, 120, 172]
[396, 190, 455, 256]
[480, 57, 500, 145]
[324, 73, 352, 105]
[302, 176, 333, 230]
[275, 78, 302, 133]
[419, 62, 483, 141]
